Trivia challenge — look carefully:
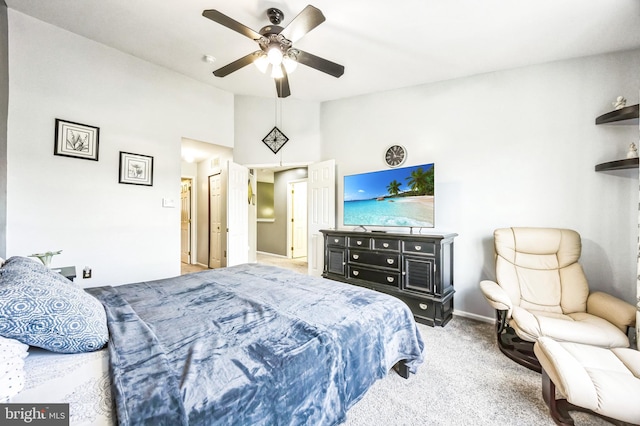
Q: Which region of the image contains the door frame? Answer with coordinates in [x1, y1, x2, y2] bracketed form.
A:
[208, 172, 223, 269]
[286, 178, 308, 259]
[180, 175, 196, 264]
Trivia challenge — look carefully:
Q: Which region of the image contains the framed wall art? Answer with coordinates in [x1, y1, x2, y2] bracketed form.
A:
[118, 151, 154, 186]
[54, 119, 100, 161]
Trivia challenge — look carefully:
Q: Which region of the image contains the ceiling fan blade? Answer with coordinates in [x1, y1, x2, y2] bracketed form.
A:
[213, 52, 259, 77]
[202, 10, 262, 40]
[275, 66, 291, 98]
[296, 50, 344, 78]
[280, 5, 326, 44]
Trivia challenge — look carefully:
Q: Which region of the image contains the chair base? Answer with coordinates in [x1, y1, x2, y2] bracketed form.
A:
[494, 310, 541, 373]
[542, 369, 639, 426]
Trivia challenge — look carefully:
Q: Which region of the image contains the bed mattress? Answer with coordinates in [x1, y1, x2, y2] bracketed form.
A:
[11, 347, 114, 425]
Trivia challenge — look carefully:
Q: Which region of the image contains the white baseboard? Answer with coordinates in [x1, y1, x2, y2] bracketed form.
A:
[453, 310, 494, 323]
[194, 262, 209, 269]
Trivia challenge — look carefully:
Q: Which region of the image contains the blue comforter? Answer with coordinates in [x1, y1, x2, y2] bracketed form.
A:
[87, 263, 424, 426]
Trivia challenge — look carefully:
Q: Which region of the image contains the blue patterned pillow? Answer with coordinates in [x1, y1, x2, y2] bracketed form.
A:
[0, 257, 108, 353]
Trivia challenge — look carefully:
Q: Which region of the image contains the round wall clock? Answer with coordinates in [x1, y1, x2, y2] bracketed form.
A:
[384, 145, 407, 167]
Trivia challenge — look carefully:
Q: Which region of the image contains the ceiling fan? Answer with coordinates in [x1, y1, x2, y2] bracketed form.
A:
[202, 5, 345, 98]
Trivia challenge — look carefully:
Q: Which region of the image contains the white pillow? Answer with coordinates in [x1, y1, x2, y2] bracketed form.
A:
[0, 335, 28, 402]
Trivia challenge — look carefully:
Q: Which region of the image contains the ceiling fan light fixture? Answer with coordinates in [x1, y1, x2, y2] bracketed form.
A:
[254, 53, 269, 73]
[271, 64, 284, 79]
[283, 55, 297, 73]
[267, 47, 283, 65]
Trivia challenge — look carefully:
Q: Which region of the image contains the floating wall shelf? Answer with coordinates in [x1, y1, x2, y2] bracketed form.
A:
[595, 104, 639, 125]
[595, 104, 639, 172]
[594, 157, 639, 172]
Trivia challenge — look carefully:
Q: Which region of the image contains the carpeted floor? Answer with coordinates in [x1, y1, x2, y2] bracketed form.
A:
[256, 252, 308, 274]
[181, 253, 308, 275]
[343, 316, 608, 426]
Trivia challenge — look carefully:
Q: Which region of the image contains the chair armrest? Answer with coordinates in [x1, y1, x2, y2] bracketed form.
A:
[587, 291, 636, 332]
[480, 280, 513, 317]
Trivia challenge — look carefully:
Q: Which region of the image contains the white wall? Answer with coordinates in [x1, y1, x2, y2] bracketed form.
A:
[321, 49, 640, 319]
[7, 10, 234, 286]
[0, 1, 7, 259]
[233, 95, 322, 166]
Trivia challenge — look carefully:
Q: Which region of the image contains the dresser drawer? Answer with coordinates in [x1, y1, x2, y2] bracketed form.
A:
[402, 240, 436, 255]
[372, 238, 400, 251]
[348, 236, 371, 249]
[394, 294, 435, 322]
[349, 250, 400, 270]
[327, 235, 346, 247]
[348, 266, 400, 287]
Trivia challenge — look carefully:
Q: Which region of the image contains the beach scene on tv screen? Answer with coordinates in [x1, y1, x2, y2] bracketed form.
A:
[344, 163, 434, 227]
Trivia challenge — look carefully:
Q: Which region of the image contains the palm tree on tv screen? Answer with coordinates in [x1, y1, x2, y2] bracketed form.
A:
[406, 167, 434, 196]
[386, 180, 401, 196]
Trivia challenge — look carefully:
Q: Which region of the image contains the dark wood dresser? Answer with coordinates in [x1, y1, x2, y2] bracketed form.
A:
[321, 229, 457, 326]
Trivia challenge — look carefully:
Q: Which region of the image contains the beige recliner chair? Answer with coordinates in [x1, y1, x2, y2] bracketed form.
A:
[480, 227, 636, 372]
[534, 337, 640, 425]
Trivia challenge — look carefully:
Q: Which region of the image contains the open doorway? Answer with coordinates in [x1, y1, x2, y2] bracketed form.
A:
[256, 167, 308, 269]
[180, 138, 233, 272]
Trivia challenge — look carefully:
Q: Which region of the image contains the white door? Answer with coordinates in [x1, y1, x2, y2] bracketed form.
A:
[209, 173, 222, 269]
[290, 181, 308, 258]
[180, 179, 192, 264]
[308, 159, 336, 276]
[227, 161, 249, 266]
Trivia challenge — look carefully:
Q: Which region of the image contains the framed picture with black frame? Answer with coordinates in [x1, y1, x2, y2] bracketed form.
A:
[54, 119, 100, 161]
[118, 151, 154, 186]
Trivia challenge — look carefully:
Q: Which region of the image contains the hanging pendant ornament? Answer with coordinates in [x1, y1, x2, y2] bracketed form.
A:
[262, 126, 289, 154]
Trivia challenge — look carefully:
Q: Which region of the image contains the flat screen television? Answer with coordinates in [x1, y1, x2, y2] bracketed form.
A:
[343, 163, 435, 228]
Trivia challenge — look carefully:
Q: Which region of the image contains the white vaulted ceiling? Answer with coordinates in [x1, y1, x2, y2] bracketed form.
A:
[6, 0, 640, 102]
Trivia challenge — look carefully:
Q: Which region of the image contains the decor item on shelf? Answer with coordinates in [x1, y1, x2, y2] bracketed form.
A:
[202, 5, 344, 98]
[262, 126, 289, 154]
[612, 96, 627, 110]
[627, 142, 639, 159]
[118, 152, 154, 186]
[28, 250, 62, 267]
[384, 145, 407, 168]
[54, 119, 99, 161]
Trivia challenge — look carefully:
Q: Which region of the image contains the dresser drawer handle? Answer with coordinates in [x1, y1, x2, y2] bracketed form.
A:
[353, 254, 359, 260]
[353, 270, 359, 276]
[383, 243, 389, 248]
[356, 240, 362, 246]
[419, 303, 428, 310]
[387, 277, 394, 283]
[386, 258, 394, 264]
[414, 245, 422, 251]
[334, 238, 339, 243]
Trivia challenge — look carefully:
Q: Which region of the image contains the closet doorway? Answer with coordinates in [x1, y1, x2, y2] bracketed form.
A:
[288, 180, 307, 259]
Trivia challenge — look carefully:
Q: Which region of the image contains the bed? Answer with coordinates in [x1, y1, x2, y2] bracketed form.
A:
[1, 258, 425, 425]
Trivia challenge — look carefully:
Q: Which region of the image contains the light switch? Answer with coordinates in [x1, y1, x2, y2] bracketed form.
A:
[162, 198, 175, 208]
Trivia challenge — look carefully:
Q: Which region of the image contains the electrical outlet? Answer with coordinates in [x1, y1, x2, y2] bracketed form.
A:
[83, 267, 92, 279]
